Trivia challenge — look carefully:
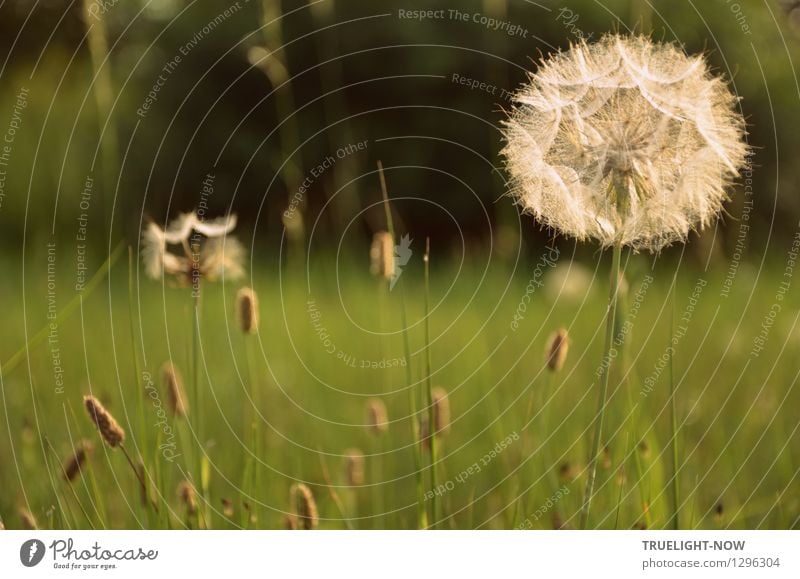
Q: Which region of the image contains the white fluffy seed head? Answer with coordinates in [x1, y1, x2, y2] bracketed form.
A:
[502, 34, 748, 252]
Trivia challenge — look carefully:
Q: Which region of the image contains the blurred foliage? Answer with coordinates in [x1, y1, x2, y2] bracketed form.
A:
[0, 0, 797, 260]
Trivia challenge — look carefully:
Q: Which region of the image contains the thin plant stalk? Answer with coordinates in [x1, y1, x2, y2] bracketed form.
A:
[118, 444, 158, 514]
[81, 0, 120, 237]
[192, 291, 201, 444]
[318, 451, 354, 530]
[378, 160, 426, 528]
[67, 403, 107, 526]
[580, 241, 622, 529]
[127, 248, 150, 526]
[423, 237, 438, 528]
[668, 277, 680, 530]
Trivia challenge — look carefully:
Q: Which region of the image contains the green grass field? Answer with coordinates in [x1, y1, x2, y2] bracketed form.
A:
[1, 246, 798, 530]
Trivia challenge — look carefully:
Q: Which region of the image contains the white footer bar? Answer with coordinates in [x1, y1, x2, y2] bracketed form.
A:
[1, 531, 798, 578]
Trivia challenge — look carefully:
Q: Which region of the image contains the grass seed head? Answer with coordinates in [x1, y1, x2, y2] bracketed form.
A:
[178, 480, 197, 515]
[290, 483, 318, 530]
[344, 448, 365, 486]
[545, 328, 569, 372]
[284, 514, 298, 530]
[83, 395, 125, 448]
[370, 231, 395, 281]
[366, 398, 389, 436]
[236, 286, 260, 334]
[221, 498, 234, 518]
[63, 440, 93, 482]
[161, 362, 188, 418]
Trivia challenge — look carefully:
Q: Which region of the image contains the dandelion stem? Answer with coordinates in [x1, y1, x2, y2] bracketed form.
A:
[580, 241, 622, 529]
[668, 276, 680, 530]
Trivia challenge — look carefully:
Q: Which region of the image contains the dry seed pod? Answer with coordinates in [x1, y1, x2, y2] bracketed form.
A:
[83, 395, 125, 447]
[369, 231, 394, 281]
[236, 286, 260, 334]
[545, 328, 569, 372]
[290, 483, 318, 530]
[63, 440, 93, 482]
[344, 448, 365, 486]
[365, 398, 389, 436]
[161, 362, 188, 418]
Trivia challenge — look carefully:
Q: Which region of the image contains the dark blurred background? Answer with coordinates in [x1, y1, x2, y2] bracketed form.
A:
[0, 0, 798, 263]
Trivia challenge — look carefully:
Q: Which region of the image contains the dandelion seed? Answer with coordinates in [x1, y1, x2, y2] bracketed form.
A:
[289, 483, 318, 530]
[369, 231, 395, 280]
[236, 287, 260, 334]
[502, 34, 747, 252]
[545, 328, 570, 371]
[161, 362, 188, 418]
[365, 398, 389, 436]
[343, 448, 365, 486]
[63, 440, 93, 482]
[83, 395, 125, 448]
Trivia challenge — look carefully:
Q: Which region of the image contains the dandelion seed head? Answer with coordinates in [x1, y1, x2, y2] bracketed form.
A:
[502, 34, 747, 251]
[141, 211, 244, 283]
